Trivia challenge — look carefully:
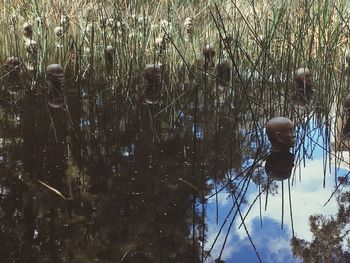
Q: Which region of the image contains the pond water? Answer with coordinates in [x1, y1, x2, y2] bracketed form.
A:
[0, 73, 349, 263]
[204, 118, 350, 262]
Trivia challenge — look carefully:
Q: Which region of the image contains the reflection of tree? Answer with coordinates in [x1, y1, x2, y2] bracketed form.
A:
[0, 59, 274, 263]
[0, 75, 208, 262]
[291, 186, 350, 263]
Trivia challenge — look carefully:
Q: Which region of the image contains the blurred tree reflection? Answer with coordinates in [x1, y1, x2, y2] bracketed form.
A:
[291, 186, 350, 263]
[0, 57, 264, 263]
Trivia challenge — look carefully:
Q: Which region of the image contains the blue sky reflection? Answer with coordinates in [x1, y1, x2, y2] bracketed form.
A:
[204, 121, 348, 262]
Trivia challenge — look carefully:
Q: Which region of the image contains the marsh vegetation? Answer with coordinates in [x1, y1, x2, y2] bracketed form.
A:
[1, 0, 350, 262]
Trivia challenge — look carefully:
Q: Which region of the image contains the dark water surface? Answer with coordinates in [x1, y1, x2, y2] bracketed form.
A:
[0, 74, 349, 263]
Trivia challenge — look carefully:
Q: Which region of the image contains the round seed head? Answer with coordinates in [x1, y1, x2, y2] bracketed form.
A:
[5, 57, 20, 72]
[25, 39, 37, 54]
[35, 16, 43, 25]
[54, 26, 64, 38]
[23, 22, 33, 38]
[184, 17, 193, 28]
[155, 37, 164, 46]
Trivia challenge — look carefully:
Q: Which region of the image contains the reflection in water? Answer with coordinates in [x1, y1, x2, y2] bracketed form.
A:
[204, 118, 350, 262]
[0, 62, 348, 263]
[265, 151, 295, 181]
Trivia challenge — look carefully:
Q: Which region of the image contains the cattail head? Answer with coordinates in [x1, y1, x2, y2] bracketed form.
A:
[23, 22, 33, 39]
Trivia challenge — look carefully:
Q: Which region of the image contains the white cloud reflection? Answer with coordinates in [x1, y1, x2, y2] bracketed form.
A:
[238, 158, 339, 242]
[205, 157, 343, 262]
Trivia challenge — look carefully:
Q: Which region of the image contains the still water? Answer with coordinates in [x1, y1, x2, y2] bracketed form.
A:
[0, 74, 349, 263]
[205, 117, 349, 262]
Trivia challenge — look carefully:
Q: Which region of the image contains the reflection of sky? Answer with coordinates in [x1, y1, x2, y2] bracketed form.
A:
[205, 189, 301, 263]
[204, 120, 347, 262]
